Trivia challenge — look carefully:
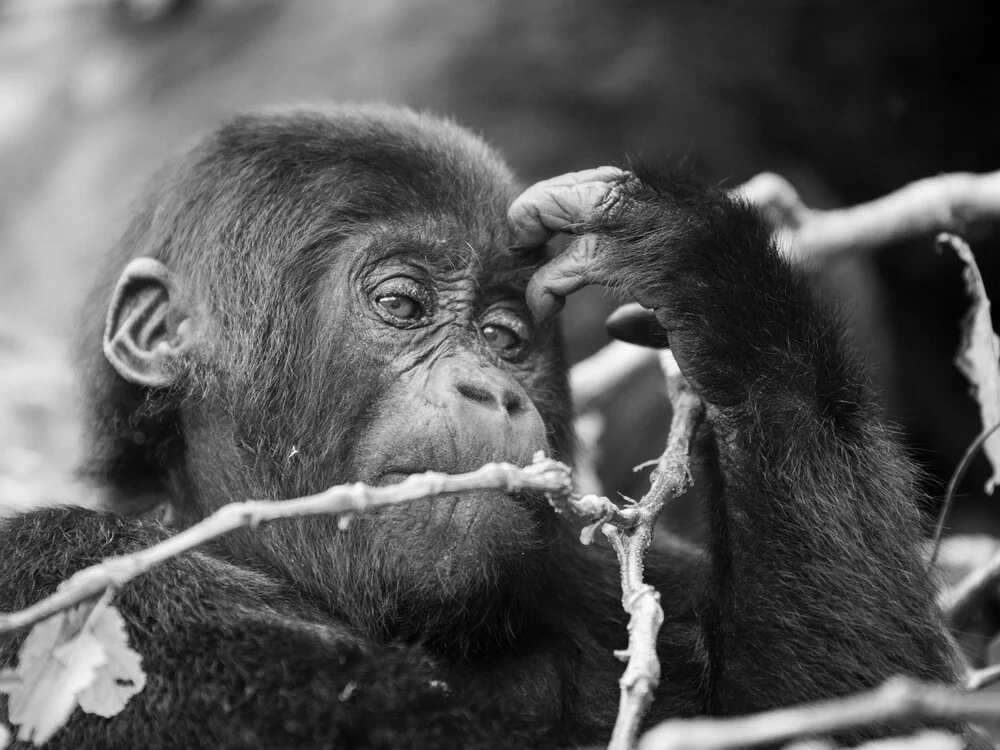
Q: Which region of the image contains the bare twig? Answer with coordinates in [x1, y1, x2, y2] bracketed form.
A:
[573, 411, 606, 496]
[967, 665, 1000, 692]
[939, 544, 1000, 629]
[929, 422, 1000, 570]
[571, 340, 660, 413]
[784, 730, 964, 750]
[0, 459, 572, 635]
[556, 352, 705, 749]
[638, 677, 1000, 750]
[547, 487, 632, 544]
[739, 170, 1000, 260]
[573, 350, 704, 750]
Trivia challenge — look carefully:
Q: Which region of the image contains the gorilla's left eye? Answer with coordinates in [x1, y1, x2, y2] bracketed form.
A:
[482, 324, 519, 350]
[480, 308, 531, 361]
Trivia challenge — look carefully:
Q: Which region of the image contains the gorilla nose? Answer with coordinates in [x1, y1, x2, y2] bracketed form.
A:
[422, 357, 549, 464]
[454, 373, 527, 417]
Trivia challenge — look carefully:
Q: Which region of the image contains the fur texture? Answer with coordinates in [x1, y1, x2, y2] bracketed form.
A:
[0, 110, 974, 749]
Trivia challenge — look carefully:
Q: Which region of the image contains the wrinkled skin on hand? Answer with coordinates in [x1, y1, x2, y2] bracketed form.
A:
[508, 167, 627, 321]
[507, 167, 673, 352]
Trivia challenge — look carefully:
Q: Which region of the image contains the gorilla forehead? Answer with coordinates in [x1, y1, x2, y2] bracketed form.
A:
[346, 213, 540, 289]
[144, 104, 530, 293]
[197, 105, 518, 233]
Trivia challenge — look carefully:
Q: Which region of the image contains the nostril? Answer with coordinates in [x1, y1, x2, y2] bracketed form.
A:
[502, 391, 525, 415]
[456, 382, 496, 407]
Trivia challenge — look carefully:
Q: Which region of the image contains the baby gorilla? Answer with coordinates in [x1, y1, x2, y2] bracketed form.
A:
[0, 105, 969, 749]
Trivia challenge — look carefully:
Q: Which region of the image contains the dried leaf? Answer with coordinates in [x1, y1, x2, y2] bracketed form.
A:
[0, 600, 99, 745]
[76, 603, 146, 717]
[940, 233, 1000, 493]
[0, 592, 145, 745]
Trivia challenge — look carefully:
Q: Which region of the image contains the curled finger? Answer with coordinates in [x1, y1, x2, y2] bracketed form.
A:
[508, 167, 626, 250]
[526, 235, 603, 322]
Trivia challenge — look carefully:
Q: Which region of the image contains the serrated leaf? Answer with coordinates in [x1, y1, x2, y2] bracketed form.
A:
[0, 592, 145, 746]
[940, 233, 1000, 494]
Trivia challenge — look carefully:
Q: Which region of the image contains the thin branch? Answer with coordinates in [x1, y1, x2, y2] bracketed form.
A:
[562, 350, 704, 750]
[556, 352, 705, 749]
[784, 730, 964, 750]
[0, 459, 572, 635]
[548, 492, 637, 550]
[638, 677, 1000, 750]
[739, 170, 1000, 260]
[573, 411, 607, 496]
[604, 351, 703, 750]
[929, 422, 1000, 570]
[571, 340, 660, 413]
[967, 665, 1000, 692]
[939, 544, 1000, 629]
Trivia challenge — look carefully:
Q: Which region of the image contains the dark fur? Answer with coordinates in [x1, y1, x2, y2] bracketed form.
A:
[0, 108, 972, 749]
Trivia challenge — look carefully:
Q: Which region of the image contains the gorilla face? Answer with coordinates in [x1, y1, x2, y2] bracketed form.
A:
[92, 107, 574, 646]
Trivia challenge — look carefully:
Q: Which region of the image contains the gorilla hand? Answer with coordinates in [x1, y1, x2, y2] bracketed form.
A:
[507, 166, 631, 321]
[507, 163, 809, 411]
[507, 164, 968, 732]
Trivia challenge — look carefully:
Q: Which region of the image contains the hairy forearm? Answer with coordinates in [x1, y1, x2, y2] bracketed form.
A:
[584, 166, 959, 711]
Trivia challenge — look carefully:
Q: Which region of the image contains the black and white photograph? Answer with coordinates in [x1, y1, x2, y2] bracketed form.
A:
[0, 1, 999, 748]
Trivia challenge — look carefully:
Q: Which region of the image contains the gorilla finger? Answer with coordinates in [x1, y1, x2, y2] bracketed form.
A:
[525, 235, 603, 322]
[507, 167, 626, 250]
[604, 303, 671, 349]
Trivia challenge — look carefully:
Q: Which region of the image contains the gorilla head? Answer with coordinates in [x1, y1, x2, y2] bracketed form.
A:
[79, 106, 575, 652]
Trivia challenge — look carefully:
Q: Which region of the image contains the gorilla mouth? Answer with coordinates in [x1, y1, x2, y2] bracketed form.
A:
[371, 457, 537, 487]
[373, 468, 419, 485]
[372, 467, 441, 487]
[371, 465, 549, 515]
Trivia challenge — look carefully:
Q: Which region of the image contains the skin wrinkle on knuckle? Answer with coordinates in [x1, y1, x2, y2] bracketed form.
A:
[575, 182, 614, 213]
[508, 171, 622, 249]
[537, 205, 574, 230]
[508, 204, 551, 247]
[568, 235, 600, 264]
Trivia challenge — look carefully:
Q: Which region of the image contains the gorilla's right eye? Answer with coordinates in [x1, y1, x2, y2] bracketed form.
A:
[377, 294, 421, 320]
[370, 278, 430, 327]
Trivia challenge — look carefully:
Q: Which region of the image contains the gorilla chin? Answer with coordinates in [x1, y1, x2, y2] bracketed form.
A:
[372, 484, 556, 560]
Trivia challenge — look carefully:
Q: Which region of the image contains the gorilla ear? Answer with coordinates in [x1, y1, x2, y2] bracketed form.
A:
[604, 303, 671, 349]
[103, 257, 195, 388]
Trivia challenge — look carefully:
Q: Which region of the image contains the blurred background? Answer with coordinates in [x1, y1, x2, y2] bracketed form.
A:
[1, 0, 999, 538]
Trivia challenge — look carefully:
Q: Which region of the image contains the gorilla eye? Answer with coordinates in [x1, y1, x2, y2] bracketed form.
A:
[370, 278, 431, 328]
[482, 324, 520, 351]
[479, 308, 531, 361]
[377, 294, 421, 320]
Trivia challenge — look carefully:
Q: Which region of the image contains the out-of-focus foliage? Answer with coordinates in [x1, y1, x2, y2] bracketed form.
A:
[0, 317, 95, 517]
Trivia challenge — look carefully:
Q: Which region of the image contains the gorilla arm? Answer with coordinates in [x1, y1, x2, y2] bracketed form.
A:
[0, 508, 558, 749]
[508, 166, 961, 714]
